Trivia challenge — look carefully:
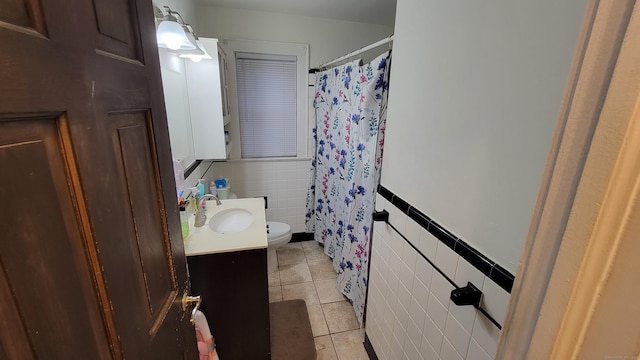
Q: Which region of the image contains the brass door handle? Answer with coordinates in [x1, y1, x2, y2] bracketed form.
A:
[182, 292, 202, 325]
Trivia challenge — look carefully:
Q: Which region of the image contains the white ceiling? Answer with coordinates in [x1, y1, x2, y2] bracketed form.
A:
[195, 0, 397, 27]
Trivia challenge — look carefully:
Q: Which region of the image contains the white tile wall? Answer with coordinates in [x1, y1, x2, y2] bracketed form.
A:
[211, 159, 311, 232]
[405, 217, 422, 248]
[445, 314, 471, 356]
[479, 279, 511, 326]
[412, 278, 430, 311]
[404, 337, 422, 360]
[427, 292, 448, 332]
[434, 242, 459, 280]
[419, 229, 439, 262]
[471, 314, 501, 359]
[406, 317, 424, 352]
[422, 311, 444, 352]
[441, 338, 464, 360]
[365, 193, 510, 359]
[420, 335, 439, 359]
[467, 339, 493, 360]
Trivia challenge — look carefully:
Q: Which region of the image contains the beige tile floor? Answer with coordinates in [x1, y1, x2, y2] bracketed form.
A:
[269, 240, 370, 360]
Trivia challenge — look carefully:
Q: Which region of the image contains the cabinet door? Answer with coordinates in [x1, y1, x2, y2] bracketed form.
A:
[186, 38, 227, 159]
[223, 55, 231, 119]
[187, 249, 271, 360]
[218, 44, 231, 121]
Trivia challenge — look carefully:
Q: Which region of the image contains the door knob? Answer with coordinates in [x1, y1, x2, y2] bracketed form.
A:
[182, 291, 202, 325]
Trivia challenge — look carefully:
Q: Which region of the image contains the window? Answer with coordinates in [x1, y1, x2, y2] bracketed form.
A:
[236, 53, 297, 158]
[226, 40, 309, 159]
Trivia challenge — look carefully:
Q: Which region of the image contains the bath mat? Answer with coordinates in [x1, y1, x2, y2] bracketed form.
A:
[270, 299, 317, 360]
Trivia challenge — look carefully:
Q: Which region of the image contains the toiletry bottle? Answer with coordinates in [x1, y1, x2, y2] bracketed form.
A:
[191, 186, 200, 212]
[198, 179, 206, 210]
[179, 201, 189, 239]
[198, 179, 206, 196]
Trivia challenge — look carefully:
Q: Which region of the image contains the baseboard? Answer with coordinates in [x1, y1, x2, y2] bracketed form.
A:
[290, 232, 314, 242]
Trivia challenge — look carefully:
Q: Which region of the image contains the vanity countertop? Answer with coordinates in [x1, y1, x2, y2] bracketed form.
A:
[183, 197, 267, 256]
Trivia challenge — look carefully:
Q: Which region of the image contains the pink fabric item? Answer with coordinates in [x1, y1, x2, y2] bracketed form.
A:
[194, 310, 219, 360]
[196, 328, 218, 360]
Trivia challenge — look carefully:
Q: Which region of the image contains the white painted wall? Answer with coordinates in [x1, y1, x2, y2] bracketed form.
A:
[155, 0, 198, 28]
[380, 0, 588, 273]
[195, 5, 394, 67]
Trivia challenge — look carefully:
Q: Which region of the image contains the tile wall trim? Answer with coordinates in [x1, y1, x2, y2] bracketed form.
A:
[377, 185, 515, 293]
[364, 334, 379, 360]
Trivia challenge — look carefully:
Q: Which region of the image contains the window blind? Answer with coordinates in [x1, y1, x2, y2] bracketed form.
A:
[236, 52, 298, 158]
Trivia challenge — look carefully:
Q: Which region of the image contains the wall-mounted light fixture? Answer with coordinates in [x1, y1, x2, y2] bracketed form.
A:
[155, 6, 199, 52]
[180, 39, 212, 62]
[154, 5, 211, 62]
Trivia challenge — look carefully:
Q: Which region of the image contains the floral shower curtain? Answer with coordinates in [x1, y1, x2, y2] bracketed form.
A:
[305, 51, 391, 322]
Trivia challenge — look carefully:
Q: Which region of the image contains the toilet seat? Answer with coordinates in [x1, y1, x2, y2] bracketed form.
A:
[267, 221, 291, 244]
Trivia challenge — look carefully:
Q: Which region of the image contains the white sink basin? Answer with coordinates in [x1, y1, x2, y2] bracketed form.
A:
[208, 208, 254, 234]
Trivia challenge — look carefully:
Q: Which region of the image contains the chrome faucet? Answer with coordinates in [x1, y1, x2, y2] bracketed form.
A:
[194, 194, 222, 227]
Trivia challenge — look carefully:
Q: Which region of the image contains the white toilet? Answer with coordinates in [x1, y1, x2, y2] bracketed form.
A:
[267, 221, 292, 273]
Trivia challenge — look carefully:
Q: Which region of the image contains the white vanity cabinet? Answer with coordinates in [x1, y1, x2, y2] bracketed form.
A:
[185, 38, 231, 160]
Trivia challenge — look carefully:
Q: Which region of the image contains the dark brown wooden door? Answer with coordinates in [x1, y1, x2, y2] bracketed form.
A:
[0, 0, 196, 358]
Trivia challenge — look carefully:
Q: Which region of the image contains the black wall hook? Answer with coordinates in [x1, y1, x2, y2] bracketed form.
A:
[450, 282, 483, 308]
[372, 210, 389, 222]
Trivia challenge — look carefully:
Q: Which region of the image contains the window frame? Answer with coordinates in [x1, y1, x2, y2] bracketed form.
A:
[225, 39, 310, 159]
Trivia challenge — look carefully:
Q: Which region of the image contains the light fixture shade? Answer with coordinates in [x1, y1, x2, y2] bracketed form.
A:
[184, 29, 202, 53]
[157, 20, 197, 51]
[180, 40, 212, 62]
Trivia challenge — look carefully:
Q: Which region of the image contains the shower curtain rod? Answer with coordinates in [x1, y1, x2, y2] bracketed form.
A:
[319, 35, 394, 69]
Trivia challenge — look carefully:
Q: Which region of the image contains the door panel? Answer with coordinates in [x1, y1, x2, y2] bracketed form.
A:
[93, 0, 141, 61]
[115, 116, 174, 318]
[0, 117, 111, 359]
[109, 113, 175, 333]
[0, 0, 47, 35]
[0, 0, 195, 358]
